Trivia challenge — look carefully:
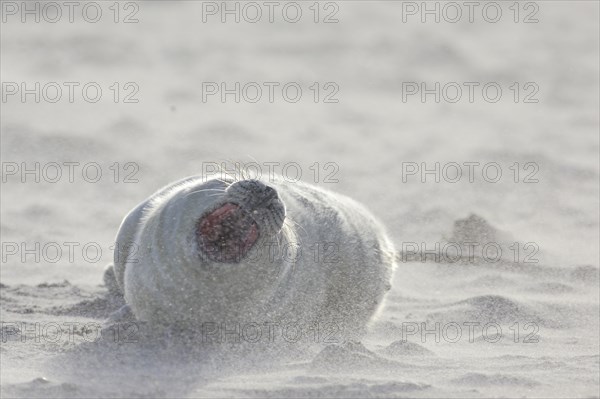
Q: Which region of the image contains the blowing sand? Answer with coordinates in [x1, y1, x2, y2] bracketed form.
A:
[1, 1, 599, 397]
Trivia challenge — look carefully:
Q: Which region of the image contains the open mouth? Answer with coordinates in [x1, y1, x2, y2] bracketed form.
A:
[196, 203, 259, 263]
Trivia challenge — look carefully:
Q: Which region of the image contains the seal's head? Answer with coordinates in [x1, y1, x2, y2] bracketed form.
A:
[124, 177, 294, 327]
[195, 179, 286, 263]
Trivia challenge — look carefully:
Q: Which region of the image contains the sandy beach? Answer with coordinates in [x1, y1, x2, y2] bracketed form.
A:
[1, 1, 599, 397]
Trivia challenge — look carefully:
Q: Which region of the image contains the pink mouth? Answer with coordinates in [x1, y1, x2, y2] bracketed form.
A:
[196, 203, 259, 263]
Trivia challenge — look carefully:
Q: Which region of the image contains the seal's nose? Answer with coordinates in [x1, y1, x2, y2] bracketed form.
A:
[227, 179, 279, 208]
[262, 185, 277, 201]
[225, 179, 285, 236]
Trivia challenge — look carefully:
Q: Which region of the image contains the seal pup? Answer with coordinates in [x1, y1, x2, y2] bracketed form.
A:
[104, 175, 396, 343]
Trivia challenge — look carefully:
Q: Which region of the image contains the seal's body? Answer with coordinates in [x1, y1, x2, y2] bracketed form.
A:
[108, 175, 396, 341]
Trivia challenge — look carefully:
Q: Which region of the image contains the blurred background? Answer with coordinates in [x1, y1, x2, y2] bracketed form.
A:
[1, 2, 599, 398]
[1, 1, 598, 283]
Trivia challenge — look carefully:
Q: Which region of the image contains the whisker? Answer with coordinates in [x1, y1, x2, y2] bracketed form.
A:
[285, 217, 308, 237]
[284, 217, 306, 248]
[210, 177, 233, 187]
[215, 159, 240, 184]
[240, 162, 249, 181]
[245, 154, 262, 180]
[183, 188, 226, 199]
[246, 154, 260, 164]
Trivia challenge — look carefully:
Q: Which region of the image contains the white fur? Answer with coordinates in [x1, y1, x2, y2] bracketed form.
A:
[113, 175, 396, 340]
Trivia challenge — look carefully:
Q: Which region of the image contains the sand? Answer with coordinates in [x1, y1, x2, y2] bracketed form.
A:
[1, 1, 599, 397]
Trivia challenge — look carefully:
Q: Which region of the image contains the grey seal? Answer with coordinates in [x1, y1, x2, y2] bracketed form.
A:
[104, 175, 396, 343]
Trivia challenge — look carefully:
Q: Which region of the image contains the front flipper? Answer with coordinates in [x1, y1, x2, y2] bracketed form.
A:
[103, 263, 123, 298]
